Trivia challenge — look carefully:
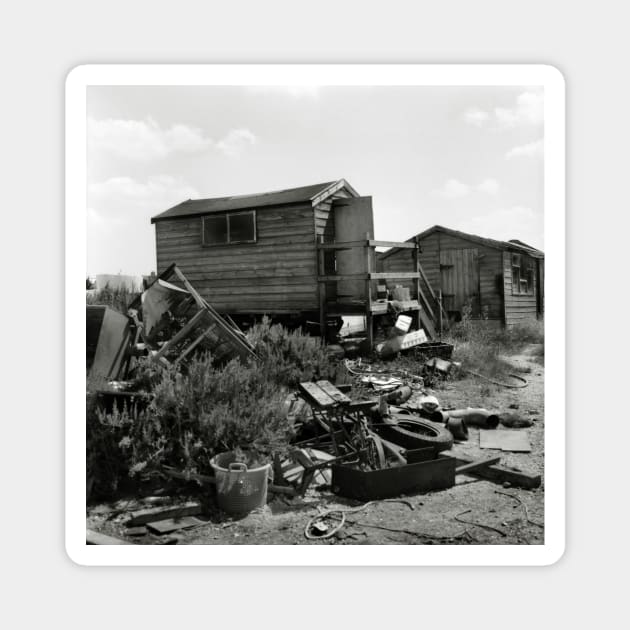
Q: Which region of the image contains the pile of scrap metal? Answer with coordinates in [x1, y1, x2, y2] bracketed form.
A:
[276, 375, 542, 500]
[86, 263, 257, 383]
[275, 379, 537, 501]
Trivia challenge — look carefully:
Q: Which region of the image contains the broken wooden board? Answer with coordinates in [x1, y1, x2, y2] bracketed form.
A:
[449, 454, 541, 488]
[480, 429, 531, 452]
[146, 516, 202, 534]
[299, 381, 338, 408]
[455, 456, 501, 475]
[125, 501, 203, 527]
[315, 380, 351, 405]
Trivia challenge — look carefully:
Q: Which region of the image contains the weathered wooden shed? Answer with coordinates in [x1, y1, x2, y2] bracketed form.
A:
[151, 179, 431, 344]
[151, 180, 358, 317]
[378, 225, 544, 327]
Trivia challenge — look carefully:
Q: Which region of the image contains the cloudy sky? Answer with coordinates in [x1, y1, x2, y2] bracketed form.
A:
[87, 85, 543, 276]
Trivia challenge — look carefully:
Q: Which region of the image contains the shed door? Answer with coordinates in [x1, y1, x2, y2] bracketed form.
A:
[332, 196, 374, 303]
[440, 248, 480, 317]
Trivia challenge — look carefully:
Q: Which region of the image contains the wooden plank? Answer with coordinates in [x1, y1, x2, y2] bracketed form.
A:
[316, 240, 366, 250]
[418, 307, 436, 339]
[455, 456, 501, 475]
[369, 272, 420, 280]
[146, 516, 202, 534]
[87, 529, 133, 545]
[450, 454, 541, 488]
[298, 382, 337, 408]
[315, 380, 351, 404]
[416, 283, 436, 321]
[153, 310, 207, 359]
[368, 240, 417, 249]
[126, 502, 204, 527]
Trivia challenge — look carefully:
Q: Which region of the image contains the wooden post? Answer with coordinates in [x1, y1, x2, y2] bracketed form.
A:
[317, 235, 326, 341]
[413, 237, 422, 331]
[438, 290, 443, 338]
[365, 232, 373, 351]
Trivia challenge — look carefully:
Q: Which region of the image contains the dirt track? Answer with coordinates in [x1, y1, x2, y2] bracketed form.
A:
[87, 344, 544, 545]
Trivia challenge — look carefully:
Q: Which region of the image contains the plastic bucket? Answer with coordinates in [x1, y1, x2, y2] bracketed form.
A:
[210, 451, 271, 515]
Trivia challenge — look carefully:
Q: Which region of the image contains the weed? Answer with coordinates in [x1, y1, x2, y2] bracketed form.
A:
[445, 300, 544, 377]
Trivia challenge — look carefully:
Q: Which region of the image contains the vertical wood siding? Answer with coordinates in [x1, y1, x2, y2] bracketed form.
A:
[381, 232, 506, 321]
[154, 203, 318, 313]
[502, 251, 538, 326]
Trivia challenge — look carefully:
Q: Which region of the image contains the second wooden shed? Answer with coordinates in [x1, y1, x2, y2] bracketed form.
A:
[378, 225, 544, 327]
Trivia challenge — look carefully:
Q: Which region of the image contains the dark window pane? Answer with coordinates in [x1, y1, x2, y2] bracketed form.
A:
[203, 216, 228, 245]
[229, 212, 255, 242]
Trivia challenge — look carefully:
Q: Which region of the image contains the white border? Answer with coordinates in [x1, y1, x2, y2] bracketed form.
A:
[66, 64, 565, 566]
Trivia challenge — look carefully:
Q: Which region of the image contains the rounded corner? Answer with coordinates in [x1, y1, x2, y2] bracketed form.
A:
[541, 540, 566, 566]
[65, 539, 89, 567]
[65, 64, 90, 88]
[541, 64, 566, 90]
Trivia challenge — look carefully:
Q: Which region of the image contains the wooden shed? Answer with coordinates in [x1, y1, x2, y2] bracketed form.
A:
[152, 179, 432, 344]
[151, 180, 360, 317]
[378, 225, 544, 327]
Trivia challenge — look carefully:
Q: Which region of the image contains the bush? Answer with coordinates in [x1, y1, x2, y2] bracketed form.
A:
[246, 316, 335, 388]
[87, 319, 338, 498]
[88, 354, 294, 497]
[86, 386, 141, 498]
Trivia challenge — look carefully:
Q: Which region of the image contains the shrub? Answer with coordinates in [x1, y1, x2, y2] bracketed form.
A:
[88, 354, 294, 496]
[86, 386, 140, 498]
[246, 316, 335, 388]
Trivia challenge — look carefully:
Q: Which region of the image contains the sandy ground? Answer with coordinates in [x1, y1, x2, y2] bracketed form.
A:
[87, 344, 544, 545]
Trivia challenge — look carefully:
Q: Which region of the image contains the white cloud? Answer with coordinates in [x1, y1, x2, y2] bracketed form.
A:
[435, 178, 499, 199]
[88, 117, 214, 161]
[434, 179, 470, 199]
[476, 178, 500, 195]
[495, 92, 544, 128]
[464, 91, 544, 129]
[88, 117, 258, 161]
[463, 108, 490, 127]
[216, 128, 257, 158]
[88, 175, 199, 212]
[506, 138, 544, 159]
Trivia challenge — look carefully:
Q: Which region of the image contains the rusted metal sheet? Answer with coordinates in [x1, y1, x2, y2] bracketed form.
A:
[331, 453, 456, 500]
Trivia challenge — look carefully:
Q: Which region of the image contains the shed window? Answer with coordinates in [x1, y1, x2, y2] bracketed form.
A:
[511, 254, 534, 295]
[202, 211, 256, 246]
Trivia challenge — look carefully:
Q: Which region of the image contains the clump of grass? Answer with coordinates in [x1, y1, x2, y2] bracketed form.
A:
[445, 302, 544, 377]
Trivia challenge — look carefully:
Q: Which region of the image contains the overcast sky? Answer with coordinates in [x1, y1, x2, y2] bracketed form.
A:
[87, 85, 544, 276]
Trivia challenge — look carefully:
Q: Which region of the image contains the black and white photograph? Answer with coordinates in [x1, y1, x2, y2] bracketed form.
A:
[72, 65, 563, 561]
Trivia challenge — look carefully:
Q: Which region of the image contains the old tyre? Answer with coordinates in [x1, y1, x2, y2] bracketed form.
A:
[374, 414, 454, 452]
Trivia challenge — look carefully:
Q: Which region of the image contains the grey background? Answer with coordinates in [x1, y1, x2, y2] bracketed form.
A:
[2, 0, 624, 628]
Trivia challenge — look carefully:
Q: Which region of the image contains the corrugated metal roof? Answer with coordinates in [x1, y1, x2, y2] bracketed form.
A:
[151, 180, 354, 223]
[379, 225, 544, 259]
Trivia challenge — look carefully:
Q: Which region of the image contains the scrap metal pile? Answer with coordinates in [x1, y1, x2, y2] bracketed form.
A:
[277, 367, 539, 503]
